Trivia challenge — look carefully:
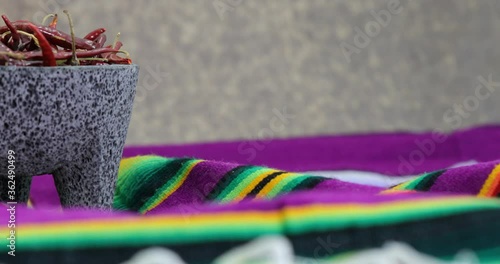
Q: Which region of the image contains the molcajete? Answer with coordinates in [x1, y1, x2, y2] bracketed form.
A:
[0, 65, 139, 209]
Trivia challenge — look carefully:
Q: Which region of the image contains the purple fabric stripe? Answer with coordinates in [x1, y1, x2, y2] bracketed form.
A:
[314, 178, 383, 193]
[31, 175, 60, 207]
[4, 191, 456, 224]
[1, 203, 134, 224]
[457, 125, 500, 162]
[430, 161, 499, 195]
[123, 125, 500, 175]
[148, 160, 239, 214]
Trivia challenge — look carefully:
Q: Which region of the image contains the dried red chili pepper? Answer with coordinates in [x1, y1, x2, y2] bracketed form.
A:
[25, 23, 55, 66]
[0, 12, 131, 66]
[0, 37, 8, 49]
[4, 47, 126, 61]
[1, 15, 21, 51]
[93, 34, 107, 48]
[0, 22, 95, 50]
[84, 28, 106, 41]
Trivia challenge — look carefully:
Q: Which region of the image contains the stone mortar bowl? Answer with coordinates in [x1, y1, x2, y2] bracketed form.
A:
[0, 65, 139, 209]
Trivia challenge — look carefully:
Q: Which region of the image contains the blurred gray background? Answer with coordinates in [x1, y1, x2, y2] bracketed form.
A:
[3, 0, 500, 145]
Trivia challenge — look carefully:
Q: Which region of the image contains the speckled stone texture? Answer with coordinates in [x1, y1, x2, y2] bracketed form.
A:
[0, 65, 139, 209]
[4, 1, 500, 145]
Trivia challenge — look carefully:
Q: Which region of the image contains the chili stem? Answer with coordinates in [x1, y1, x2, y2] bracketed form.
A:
[63, 10, 79, 66]
[42, 14, 55, 26]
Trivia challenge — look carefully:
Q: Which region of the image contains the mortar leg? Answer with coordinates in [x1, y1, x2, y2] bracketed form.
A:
[53, 163, 117, 209]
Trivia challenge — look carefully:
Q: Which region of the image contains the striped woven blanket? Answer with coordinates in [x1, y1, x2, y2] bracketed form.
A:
[1, 125, 500, 263]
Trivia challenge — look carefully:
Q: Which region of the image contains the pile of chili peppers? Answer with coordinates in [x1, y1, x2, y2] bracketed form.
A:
[0, 11, 131, 66]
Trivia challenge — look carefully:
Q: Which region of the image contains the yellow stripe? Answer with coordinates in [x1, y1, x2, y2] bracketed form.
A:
[220, 168, 270, 203]
[380, 189, 416, 194]
[256, 172, 293, 198]
[282, 197, 496, 219]
[266, 173, 304, 198]
[233, 170, 279, 202]
[142, 160, 203, 213]
[118, 156, 159, 177]
[17, 211, 281, 236]
[390, 179, 413, 191]
[11, 196, 498, 237]
[478, 163, 500, 197]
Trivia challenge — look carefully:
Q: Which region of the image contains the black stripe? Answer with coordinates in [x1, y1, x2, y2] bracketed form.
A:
[291, 176, 325, 192]
[205, 166, 252, 201]
[245, 171, 285, 198]
[291, 208, 500, 259]
[413, 169, 445, 191]
[14, 209, 500, 264]
[129, 158, 191, 211]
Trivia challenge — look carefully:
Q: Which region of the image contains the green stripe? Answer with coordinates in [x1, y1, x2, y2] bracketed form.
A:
[128, 158, 191, 212]
[114, 157, 174, 211]
[18, 223, 283, 251]
[217, 166, 264, 201]
[205, 166, 251, 201]
[398, 172, 434, 190]
[139, 159, 202, 213]
[284, 200, 500, 234]
[412, 169, 445, 191]
[281, 175, 311, 193]
[290, 176, 325, 191]
[222, 168, 277, 202]
[266, 174, 306, 198]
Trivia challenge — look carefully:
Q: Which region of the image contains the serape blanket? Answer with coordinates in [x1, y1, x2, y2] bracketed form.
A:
[1, 125, 500, 263]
